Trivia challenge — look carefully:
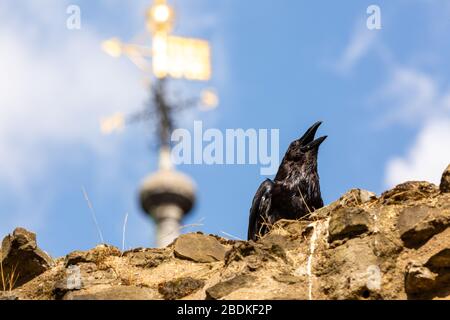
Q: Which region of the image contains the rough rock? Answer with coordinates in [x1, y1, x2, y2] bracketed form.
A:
[408, 228, 450, 267]
[206, 274, 256, 300]
[316, 237, 382, 299]
[0, 228, 53, 289]
[65, 244, 120, 267]
[0, 292, 18, 300]
[225, 238, 290, 271]
[441, 164, 450, 193]
[403, 226, 450, 298]
[124, 248, 171, 269]
[174, 233, 229, 263]
[64, 286, 155, 300]
[398, 205, 450, 248]
[309, 189, 377, 221]
[426, 249, 450, 269]
[381, 181, 439, 205]
[52, 263, 119, 299]
[328, 207, 372, 243]
[273, 273, 302, 284]
[405, 264, 438, 294]
[158, 277, 205, 300]
[339, 189, 377, 206]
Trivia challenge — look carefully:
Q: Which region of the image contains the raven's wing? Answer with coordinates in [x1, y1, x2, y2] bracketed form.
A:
[248, 179, 274, 241]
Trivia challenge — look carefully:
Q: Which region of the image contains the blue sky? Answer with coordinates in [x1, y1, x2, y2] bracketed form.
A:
[1, 0, 449, 257]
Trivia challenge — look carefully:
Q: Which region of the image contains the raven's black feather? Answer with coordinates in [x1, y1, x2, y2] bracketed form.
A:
[247, 121, 327, 241]
[248, 179, 274, 240]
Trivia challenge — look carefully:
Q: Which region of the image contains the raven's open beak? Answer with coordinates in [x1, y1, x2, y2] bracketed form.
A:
[301, 135, 327, 152]
[299, 121, 322, 146]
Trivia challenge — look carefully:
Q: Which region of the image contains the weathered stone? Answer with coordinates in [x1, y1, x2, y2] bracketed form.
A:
[1, 228, 53, 289]
[174, 233, 229, 263]
[397, 206, 450, 248]
[125, 249, 170, 268]
[246, 256, 263, 271]
[65, 251, 90, 266]
[158, 277, 205, 300]
[370, 233, 403, 258]
[53, 280, 76, 299]
[381, 181, 439, 205]
[224, 242, 257, 265]
[440, 164, 450, 193]
[64, 286, 155, 300]
[405, 264, 437, 294]
[310, 189, 376, 221]
[426, 249, 450, 269]
[315, 237, 382, 300]
[53, 263, 120, 299]
[260, 235, 290, 262]
[261, 233, 297, 252]
[404, 228, 450, 298]
[359, 190, 377, 203]
[206, 274, 256, 300]
[328, 208, 371, 243]
[225, 240, 288, 269]
[339, 189, 377, 207]
[410, 228, 450, 268]
[0, 292, 18, 300]
[273, 273, 302, 284]
[65, 244, 120, 267]
[398, 206, 433, 237]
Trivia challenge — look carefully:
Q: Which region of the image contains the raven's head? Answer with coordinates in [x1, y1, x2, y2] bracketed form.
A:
[285, 121, 327, 166]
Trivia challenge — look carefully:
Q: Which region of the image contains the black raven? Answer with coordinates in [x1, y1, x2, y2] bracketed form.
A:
[248, 121, 327, 241]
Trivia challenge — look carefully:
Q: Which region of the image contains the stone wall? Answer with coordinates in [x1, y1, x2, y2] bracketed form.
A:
[1, 165, 449, 300]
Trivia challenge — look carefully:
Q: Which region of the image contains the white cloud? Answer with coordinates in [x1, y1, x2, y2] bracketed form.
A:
[332, 5, 450, 189]
[0, 0, 226, 190]
[375, 68, 440, 126]
[330, 3, 450, 189]
[385, 118, 450, 187]
[334, 20, 378, 74]
[0, 9, 146, 191]
[0, 1, 148, 236]
[381, 67, 450, 187]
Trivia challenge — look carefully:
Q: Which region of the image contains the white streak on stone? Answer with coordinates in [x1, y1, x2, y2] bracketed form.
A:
[306, 220, 324, 300]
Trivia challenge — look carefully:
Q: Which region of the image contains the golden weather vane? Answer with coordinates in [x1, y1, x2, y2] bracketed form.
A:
[100, 0, 218, 141]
